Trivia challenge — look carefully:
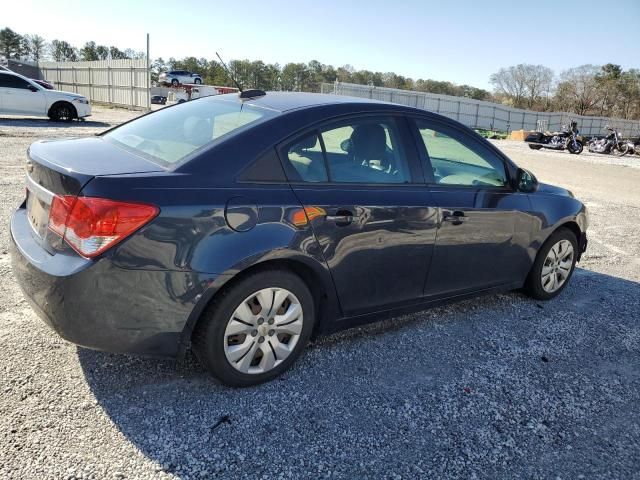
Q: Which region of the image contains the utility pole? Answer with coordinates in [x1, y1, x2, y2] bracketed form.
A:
[146, 33, 151, 111]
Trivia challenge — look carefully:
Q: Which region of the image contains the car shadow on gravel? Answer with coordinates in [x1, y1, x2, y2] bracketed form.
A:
[77, 267, 640, 478]
[0, 118, 111, 128]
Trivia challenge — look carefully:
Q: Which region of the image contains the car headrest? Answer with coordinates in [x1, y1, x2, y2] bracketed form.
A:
[350, 123, 387, 160]
[294, 135, 318, 151]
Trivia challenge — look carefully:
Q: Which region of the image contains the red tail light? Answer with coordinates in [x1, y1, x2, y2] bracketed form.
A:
[48, 196, 159, 258]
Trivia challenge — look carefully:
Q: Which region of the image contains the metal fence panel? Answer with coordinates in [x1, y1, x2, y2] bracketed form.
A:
[321, 82, 640, 137]
[39, 59, 150, 110]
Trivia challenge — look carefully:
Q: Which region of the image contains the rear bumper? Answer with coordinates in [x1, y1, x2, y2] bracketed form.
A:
[10, 208, 224, 357]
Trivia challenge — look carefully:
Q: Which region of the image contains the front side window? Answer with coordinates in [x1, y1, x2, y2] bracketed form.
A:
[281, 117, 412, 185]
[416, 120, 507, 187]
[0, 73, 32, 89]
[103, 97, 277, 166]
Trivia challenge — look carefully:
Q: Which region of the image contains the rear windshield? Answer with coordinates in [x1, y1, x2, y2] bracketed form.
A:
[103, 97, 277, 166]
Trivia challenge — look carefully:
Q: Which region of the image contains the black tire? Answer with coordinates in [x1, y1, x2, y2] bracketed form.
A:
[48, 102, 76, 122]
[171, 78, 179, 87]
[528, 144, 543, 150]
[613, 144, 629, 157]
[523, 227, 578, 301]
[192, 269, 315, 387]
[194, 78, 202, 84]
[567, 140, 583, 154]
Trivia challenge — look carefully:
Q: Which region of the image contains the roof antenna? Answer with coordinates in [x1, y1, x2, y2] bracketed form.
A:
[216, 52, 243, 92]
[216, 52, 266, 100]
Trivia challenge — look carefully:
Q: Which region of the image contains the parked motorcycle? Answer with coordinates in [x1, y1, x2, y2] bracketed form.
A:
[588, 126, 631, 156]
[525, 121, 583, 154]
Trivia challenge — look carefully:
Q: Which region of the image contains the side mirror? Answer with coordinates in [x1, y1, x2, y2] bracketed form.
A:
[517, 168, 538, 193]
[28, 85, 39, 92]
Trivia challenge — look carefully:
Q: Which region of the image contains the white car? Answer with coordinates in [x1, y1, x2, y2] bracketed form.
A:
[0, 70, 91, 121]
[158, 70, 202, 86]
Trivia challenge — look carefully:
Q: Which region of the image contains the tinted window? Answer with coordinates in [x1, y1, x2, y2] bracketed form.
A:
[416, 120, 507, 187]
[103, 97, 278, 166]
[281, 118, 412, 184]
[0, 73, 32, 89]
[320, 118, 411, 184]
[285, 133, 328, 182]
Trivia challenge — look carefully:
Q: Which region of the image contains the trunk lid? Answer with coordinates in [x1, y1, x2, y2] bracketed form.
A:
[25, 137, 164, 250]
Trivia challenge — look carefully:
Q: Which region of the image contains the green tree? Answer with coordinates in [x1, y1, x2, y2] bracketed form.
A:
[80, 41, 99, 61]
[95, 45, 109, 60]
[49, 39, 77, 62]
[0, 27, 25, 59]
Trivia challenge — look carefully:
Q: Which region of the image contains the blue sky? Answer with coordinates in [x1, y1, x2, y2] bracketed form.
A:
[4, 0, 640, 89]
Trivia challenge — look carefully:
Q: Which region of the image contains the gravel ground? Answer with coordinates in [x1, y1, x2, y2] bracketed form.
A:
[1, 109, 639, 480]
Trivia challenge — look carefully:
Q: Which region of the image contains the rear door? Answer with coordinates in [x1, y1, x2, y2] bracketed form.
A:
[279, 115, 438, 316]
[410, 117, 533, 297]
[0, 73, 46, 115]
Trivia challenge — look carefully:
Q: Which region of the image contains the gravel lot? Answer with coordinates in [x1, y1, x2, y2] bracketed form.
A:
[1, 108, 639, 480]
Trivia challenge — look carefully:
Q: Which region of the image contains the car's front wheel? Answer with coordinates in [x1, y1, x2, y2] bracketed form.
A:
[48, 102, 76, 122]
[523, 228, 578, 300]
[171, 78, 179, 87]
[192, 269, 315, 387]
[194, 78, 202, 84]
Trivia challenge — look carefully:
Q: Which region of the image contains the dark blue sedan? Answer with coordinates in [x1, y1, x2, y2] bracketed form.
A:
[10, 91, 588, 386]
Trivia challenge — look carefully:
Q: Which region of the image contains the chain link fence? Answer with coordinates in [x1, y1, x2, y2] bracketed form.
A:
[321, 82, 640, 137]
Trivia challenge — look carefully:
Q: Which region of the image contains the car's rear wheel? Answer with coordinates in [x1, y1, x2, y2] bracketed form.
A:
[192, 269, 314, 387]
[523, 228, 578, 300]
[171, 78, 179, 87]
[194, 78, 202, 84]
[49, 102, 76, 122]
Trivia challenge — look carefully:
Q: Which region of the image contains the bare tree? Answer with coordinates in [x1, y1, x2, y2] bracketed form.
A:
[490, 64, 554, 109]
[523, 64, 554, 108]
[24, 34, 46, 62]
[556, 65, 602, 116]
[490, 65, 529, 107]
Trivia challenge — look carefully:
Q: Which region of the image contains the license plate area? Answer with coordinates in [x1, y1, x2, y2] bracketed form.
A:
[26, 176, 54, 241]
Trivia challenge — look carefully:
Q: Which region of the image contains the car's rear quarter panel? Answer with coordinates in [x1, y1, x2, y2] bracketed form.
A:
[81, 173, 337, 352]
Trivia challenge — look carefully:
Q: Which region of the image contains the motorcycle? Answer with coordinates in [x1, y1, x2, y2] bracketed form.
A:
[525, 121, 583, 154]
[588, 126, 632, 156]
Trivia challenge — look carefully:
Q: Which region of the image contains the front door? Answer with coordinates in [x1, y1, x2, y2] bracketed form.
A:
[0, 73, 46, 115]
[280, 116, 438, 316]
[410, 118, 533, 297]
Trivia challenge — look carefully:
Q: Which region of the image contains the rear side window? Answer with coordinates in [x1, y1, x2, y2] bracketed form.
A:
[103, 98, 278, 167]
[281, 117, 412, 184]
[285, 133, 328, 182]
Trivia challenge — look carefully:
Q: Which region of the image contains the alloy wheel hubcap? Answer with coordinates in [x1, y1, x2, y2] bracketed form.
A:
[224, 287, 303, 374]
[541, 239, 574, 293]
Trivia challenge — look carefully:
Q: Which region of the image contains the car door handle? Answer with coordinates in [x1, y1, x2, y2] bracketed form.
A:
[326, 210, 354, 226]
[442, 211, 466, 225]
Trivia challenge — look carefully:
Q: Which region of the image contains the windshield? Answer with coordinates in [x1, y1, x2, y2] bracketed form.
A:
[103, 97, 278, 167]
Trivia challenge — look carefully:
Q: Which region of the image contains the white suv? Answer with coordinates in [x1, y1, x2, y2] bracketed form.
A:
[0, 71, 91, 121]
[159, 70, 202, 86]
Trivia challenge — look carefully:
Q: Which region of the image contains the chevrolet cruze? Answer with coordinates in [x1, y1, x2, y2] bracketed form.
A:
[10, 91, 588, 386]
